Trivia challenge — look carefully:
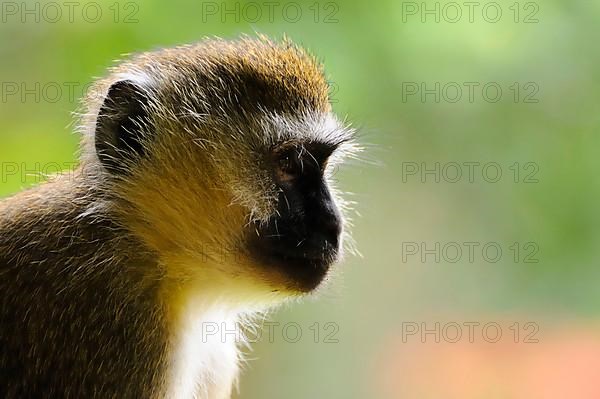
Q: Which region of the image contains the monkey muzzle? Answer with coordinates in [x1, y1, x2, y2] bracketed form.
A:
[247, 173, 342, 292]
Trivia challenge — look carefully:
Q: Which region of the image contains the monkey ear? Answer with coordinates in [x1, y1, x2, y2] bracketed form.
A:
[95, 79, 152, 173]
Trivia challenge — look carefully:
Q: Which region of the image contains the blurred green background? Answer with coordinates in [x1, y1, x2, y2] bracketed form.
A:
[1, 0, 599, 398]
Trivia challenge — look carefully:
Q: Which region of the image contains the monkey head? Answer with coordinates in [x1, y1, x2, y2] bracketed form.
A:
[81, 37, 359, 304]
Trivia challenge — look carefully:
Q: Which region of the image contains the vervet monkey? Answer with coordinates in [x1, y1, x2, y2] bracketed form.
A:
[0, 36, 359, 398]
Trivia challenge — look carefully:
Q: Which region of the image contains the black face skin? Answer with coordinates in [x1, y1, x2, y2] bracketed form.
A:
[248, 142, 342, 292]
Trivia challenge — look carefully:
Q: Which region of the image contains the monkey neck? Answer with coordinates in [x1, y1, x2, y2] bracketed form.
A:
[155, 256, 255, 399]
[163, 294, 243, 399]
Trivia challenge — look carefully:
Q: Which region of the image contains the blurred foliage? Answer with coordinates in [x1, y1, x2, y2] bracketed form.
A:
[1, 0, 598, 398]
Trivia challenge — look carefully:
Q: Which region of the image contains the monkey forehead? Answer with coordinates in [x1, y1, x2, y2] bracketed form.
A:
[116, 37, 331, 117]
[258, 111, 354, 148]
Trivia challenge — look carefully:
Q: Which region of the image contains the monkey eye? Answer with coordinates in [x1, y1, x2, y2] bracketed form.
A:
[276, 152, 302, 183]
[272, 142, 335, 184]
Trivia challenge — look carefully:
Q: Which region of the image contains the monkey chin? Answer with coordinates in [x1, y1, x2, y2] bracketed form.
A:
[247, 238, 341, 294]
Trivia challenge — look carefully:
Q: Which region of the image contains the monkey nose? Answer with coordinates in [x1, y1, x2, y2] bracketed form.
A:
[323, 214, 342, 239]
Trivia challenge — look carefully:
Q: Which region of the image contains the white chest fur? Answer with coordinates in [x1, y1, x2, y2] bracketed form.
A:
[166, 308, 242, 399]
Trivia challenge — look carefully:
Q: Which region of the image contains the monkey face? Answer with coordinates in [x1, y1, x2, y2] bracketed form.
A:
[88, 38, 359, 301]
[92, 90, 356, 299]
[246, 141, 343, 292]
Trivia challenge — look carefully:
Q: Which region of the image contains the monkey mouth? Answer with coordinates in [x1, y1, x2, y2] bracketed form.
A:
[248, 237, 339, 293]
[271, 247, 338, 270]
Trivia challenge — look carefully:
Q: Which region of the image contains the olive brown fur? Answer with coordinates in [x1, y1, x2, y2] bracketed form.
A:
[0, 36, 358, 399]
